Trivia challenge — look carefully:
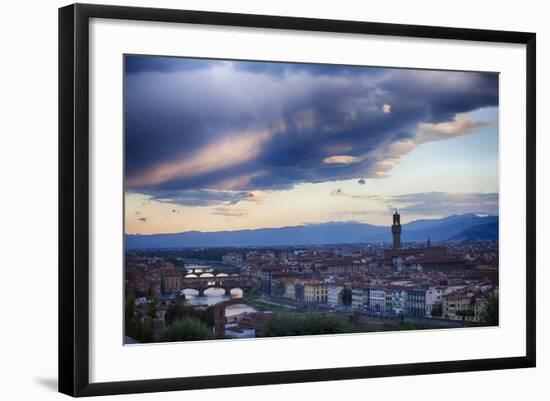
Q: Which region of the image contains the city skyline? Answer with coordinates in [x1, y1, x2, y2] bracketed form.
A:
[124, 55, 499, 235]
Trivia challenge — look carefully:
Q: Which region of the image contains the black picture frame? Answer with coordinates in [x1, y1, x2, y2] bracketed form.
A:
[59, 3, 536, 397]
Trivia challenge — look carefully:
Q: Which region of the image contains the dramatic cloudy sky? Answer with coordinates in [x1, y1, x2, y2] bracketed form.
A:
[124, 55, 499, 234]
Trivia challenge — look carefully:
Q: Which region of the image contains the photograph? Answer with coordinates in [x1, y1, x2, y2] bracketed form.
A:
[123, 55, 500, 344]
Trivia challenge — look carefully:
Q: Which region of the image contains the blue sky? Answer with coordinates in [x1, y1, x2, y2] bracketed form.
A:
[124, 55, 499, 234]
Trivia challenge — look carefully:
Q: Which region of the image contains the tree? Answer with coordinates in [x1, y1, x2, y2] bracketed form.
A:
[261, 313, 356, 337]
[139, 317, 155, 343]
[125, 291, 155, 343]
[480, 291, 499, 326]
[148, 299, 157, 320]
[341, 288, 352, 306]
[456, 308, 475, 321]
[165, 304, 214, 327]
[397, 322, 419, 331]
[125, 292, 140, 341]
[161, 317, 214, 342]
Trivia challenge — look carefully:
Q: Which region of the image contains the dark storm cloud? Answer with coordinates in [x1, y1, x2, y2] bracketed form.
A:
[232, 60, 387, 79]
[124, 55, 498, 206]
[379, 70, 499, 123]
[125, 54, 386, 78]
[388, 192, 498, 216]
[124, 55, 219, 75]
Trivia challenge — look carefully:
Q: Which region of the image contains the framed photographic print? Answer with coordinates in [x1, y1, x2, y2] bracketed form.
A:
[58, 3, 536, 397]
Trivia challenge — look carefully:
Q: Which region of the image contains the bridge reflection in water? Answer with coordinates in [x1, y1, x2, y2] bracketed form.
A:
[182, 286, 244, 307]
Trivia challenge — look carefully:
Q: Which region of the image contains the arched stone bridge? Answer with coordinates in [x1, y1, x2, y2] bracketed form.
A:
[181, 275, 255, 296]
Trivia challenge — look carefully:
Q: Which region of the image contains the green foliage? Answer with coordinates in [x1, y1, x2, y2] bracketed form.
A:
[138, 318, 155, 343]
[164, 304, 214, 327]
[261, 313, 356, 337]
[456, 309, 475, 317]
[125, 291, 155, 343]
[250, 299, 295, 312]
[161, 317, 214, 342]
[481, 291, 499, 326]
[125, 292, 139, 340]
[148, 299, 157, 319]
[163, 256, 185, 268]
[243, 286, 258, 298]
[396, 322, 420, 331]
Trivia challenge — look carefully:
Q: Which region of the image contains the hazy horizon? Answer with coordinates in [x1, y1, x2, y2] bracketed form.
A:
[126, 212, 498, 236]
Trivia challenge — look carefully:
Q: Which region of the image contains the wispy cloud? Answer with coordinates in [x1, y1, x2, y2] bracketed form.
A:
[330, 210, 370, 218]
[330, 188, 382, 201]
[416, 114, 496, 144]
[388, 192, 498, 216]
[211, 207, 248, 217]
[134, 189, 259, 207]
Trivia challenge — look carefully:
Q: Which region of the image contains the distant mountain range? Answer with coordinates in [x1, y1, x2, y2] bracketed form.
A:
[450, 221, 499, 241]
[125, 213, 498, 249]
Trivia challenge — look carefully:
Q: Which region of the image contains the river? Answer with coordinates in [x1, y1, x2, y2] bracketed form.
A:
[181, 288, 256, 317]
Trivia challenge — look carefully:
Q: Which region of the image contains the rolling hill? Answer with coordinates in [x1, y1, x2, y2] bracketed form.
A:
[125, 213, 499, 249]
[450, 221, 499, 241]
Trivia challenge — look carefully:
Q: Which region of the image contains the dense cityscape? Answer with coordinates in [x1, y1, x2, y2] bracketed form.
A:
[124, 211, 499, 344]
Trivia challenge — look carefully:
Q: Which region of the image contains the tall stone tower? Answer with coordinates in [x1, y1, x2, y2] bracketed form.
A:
[391, 209, 401, 249]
